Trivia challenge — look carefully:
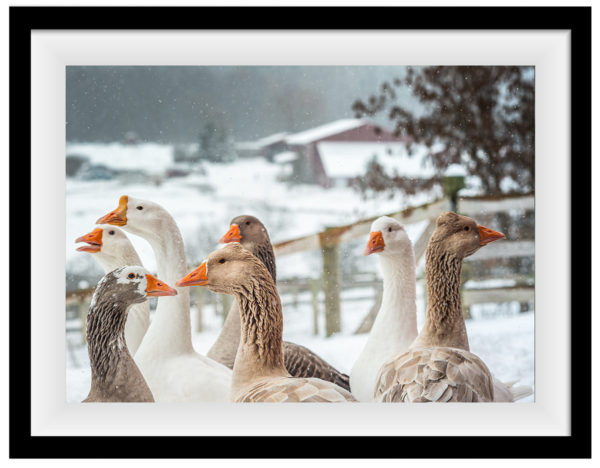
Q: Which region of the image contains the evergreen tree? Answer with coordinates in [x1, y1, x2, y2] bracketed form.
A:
[197, 120, 236, 163]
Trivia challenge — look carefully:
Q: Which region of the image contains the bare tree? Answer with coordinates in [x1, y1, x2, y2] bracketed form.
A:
[352, 66, 534, 196]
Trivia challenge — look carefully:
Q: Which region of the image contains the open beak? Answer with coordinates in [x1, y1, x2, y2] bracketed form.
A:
[478, 225, 506, 245]
[145, 274, 178, 297]
[96, 195, 128, 226]
[219, 224, 242, 244]
[75, 227, 103, 253]
[363, 231, 385, 256]
[176, 261, 208, 287]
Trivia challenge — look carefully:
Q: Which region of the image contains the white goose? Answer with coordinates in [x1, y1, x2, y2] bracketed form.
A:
[96, 195, 232, 402]
[350, 216, 418, 401]
[75, 225, 150, 356]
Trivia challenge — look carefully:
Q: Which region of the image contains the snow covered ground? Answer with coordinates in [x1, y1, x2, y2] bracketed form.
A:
[66, 142, 534, 403]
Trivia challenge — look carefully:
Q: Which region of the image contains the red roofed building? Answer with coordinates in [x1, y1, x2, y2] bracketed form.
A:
[277, 119, 413, 187]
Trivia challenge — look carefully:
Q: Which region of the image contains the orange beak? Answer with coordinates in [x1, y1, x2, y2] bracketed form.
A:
[219, 224, 242, 244]
[96, 195, 128, 226]
[75, 227, 103, 253]
[478, 225, 506, 245]
[363, 231, 385, 255]
[176, 261, 208, 287]
[145, 274, 178, 297]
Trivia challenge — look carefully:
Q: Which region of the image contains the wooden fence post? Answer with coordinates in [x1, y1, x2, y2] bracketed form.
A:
[309, 278, 321, 336]
[319, 226, 343, 337]
[322, 244, 341, 337]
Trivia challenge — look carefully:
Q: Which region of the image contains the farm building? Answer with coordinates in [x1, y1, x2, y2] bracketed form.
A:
[235, 132, 289, 160]
[268, 119, 436, 188]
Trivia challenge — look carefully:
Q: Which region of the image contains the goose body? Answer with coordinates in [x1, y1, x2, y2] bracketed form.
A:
[83, 266, 177, 402]
[350, 217, 419, 401]
[211, 215, 351, 391]
[373, 212, 507, 403]
[97, 196, 232, 402]
[177, 243, 357, 403]
[76, 225, 150, 356]
[374, 346, 494, 402]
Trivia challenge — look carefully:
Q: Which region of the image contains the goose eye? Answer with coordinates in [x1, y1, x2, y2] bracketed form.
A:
[245, 221, 251, 225]
[464, 226, 470, 231]
[388, 227, 392, 233]
[109, 230, 115, 235]
[136, 206, 143, 210]
[218, 258, 226, 264]
[127, 273, 135, 279]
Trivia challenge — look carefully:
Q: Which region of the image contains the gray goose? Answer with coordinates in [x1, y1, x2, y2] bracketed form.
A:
[208, 215, 351, 392]
[374, 212, 506, 402]
[75, 225, 150, 356]
[83, 265, 177, 402]
[177, 243, 357, 402]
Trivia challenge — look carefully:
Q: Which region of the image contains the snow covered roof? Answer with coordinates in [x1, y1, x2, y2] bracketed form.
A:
[255, 132, 289, 147]
[285, 119, 366, 145]
[317, 142, 437, 179]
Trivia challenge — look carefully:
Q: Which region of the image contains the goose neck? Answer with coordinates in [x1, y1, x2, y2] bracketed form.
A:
[364, 252, 418, 358]
[246, 241, 277, 282]
[377, 253, 418, 327]
[136, 217, 193, 354]
[87, 300, 130, 384]
[146, 226, 188, 285]
[232, 276, 286, 380]
[420, 245, 469, 350]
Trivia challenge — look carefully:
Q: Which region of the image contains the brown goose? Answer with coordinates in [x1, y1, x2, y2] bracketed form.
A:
[177, 243, 357, 402]
[83, 266, 177, 402]
[374, 212, 506, 402]
[209, 215, 351, 391]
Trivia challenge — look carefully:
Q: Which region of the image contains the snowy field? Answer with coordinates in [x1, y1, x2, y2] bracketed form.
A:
[66, 143, 534, 403]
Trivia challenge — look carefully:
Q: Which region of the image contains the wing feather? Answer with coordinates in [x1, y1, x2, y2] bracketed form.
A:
[235, 376, 357, 402]
[374, 347, 494, 403]
[283, 342, 351, 391]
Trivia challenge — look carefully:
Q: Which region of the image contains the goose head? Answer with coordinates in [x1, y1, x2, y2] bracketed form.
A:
[76, 225, 132, 257]
[96, 195, 169, 239]
[97, 266, 177, 307]
[429, 211, 505, 259]
[176, 243, 266, 295]
[363, 216, 412, 257]
[219, 214, 270, 246]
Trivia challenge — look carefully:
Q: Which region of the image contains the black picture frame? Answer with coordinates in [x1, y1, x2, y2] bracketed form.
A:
[9, 5, 591, 459]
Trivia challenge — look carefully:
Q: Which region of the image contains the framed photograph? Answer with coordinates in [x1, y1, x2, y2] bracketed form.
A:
[10, 5, 590, 459]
